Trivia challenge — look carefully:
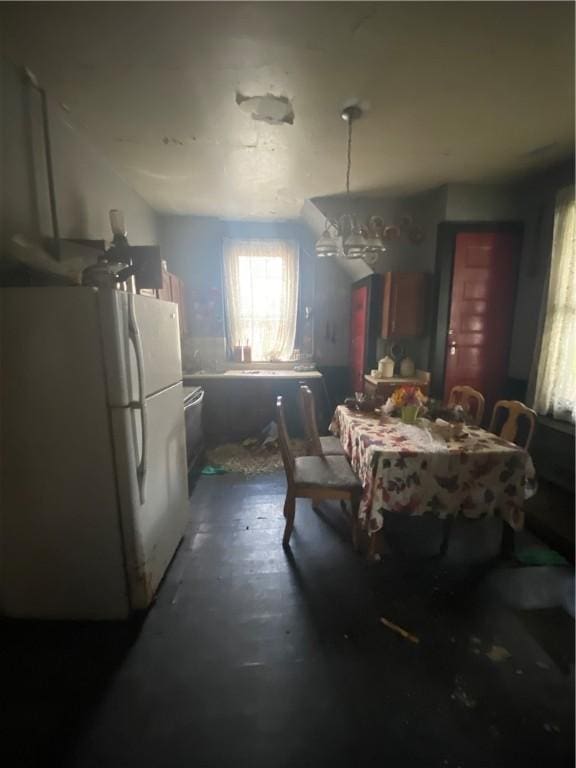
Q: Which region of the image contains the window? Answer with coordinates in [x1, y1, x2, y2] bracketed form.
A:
[223, 239, 299, 361]
[533, 186, 576, 422]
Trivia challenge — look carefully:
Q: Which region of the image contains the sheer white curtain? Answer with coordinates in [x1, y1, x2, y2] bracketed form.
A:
[534, 186, 576, 422]
[223, 239, 299, 361]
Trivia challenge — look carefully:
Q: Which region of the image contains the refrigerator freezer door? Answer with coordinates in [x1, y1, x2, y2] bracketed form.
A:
[100, 290, 183, 406]
[0, 288, 130, 619]
[110, 382, 189, 609]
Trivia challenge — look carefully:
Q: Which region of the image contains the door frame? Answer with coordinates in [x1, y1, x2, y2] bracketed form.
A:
[350, 274, 382, 387]
[429, 222, 524, 400]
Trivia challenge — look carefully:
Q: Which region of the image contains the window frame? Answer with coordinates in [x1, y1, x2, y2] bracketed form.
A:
[222, 237, 300, 363]
[532, 186, 576, 423]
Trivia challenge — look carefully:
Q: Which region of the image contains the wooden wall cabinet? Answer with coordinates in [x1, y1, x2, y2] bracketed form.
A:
[381, 272, 427, 338]
[349, 275, 381, 393]
[168, 273, 187, 335]
[141, 270, 187, 336]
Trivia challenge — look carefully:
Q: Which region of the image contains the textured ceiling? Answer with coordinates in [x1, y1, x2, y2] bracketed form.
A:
[2, 1, 574, 219]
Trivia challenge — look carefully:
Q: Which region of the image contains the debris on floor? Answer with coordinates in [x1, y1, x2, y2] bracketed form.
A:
[201, 464, 228, 475]
[536, 660, 551, 670]
[516, 547, 569, 566]
[486, 644, 512, 663]
[451, 679, 477, 709]
[487, 565, 574, 613]
[469, 636, 482, 654]
[205, 436, 307, 475]
[259, 421, 279, 450]
[544, 723, 561, 733]
[379, 616, 419, 644]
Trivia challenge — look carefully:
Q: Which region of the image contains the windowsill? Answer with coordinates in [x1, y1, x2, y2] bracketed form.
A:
[537, 414, 575, 436]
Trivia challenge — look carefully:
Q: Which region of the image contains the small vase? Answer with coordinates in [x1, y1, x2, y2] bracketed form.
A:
[401, 405, 419, 424]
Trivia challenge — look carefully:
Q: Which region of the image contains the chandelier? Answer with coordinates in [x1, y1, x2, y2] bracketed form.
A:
[315, 105, 423, 265]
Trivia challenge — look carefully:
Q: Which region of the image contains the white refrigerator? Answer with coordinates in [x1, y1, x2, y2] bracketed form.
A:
[0, 287, 190, 620]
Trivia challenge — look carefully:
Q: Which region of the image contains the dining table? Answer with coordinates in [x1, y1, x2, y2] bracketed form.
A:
[330, 405, 537, 550]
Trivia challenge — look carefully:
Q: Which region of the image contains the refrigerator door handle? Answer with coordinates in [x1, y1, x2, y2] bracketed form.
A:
[128, 294, 148, 505]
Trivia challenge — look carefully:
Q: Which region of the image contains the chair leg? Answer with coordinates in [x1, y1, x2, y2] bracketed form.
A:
[282, 494, 296, 547]
[312, 496, 322, 512]
[439, 516, 453, 557]
[500, 520, 515, 559]
[350, 492, 360, 551]
[340, 500, 348, 514]
[367, 531, 378, 560]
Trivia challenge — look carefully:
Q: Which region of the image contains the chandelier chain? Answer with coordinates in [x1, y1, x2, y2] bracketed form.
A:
[345, 117, 352, 197]
[315, 103, 422, 261]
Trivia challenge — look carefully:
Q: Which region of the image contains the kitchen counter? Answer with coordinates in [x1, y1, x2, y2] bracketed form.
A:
[184, 369, 322, 381]
[364, 373, 430, 387]
[183, 369, 327, 445]
[364, 371, 431, 401]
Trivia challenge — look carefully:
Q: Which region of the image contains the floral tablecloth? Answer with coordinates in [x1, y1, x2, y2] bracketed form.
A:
[330, 405, 536, 534]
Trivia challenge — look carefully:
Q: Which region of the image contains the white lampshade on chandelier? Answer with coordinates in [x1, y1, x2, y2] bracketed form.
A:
[316, 105, 423, 264]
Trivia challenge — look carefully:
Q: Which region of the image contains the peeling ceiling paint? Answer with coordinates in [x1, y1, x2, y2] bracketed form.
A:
[236, 92, 294, 125]
[2, 1, 574, 219]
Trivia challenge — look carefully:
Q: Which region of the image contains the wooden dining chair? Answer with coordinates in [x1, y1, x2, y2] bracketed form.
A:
[489, 400, 537, 450]
[299, 384, 346, 456]
[276, 396, 362, 547]
[447, 385, 485, 425]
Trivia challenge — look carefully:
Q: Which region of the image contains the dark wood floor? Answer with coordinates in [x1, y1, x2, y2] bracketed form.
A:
[2, 472, 574, 767]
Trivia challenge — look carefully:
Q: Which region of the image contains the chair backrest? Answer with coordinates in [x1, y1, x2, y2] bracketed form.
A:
[489, 400, 536, 450]
[275, 396, 295, 482]
[299, 385, 323, 455]
[447, 385, 485, 425]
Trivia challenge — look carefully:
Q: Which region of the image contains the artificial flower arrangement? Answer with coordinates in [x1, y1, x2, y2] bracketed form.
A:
[391, 385, 426, 409]
[383, 385, 427, 424]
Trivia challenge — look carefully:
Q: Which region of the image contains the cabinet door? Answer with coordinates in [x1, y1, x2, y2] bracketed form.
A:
[164, 274, 187, 336]
[158, 270, 171, 302]
[350, 285, 368, 393]
[168, 274, 181, 330]
[168, 273, 179, 303]
[176, 278, 187, 335]
[381, 272, 427, 338]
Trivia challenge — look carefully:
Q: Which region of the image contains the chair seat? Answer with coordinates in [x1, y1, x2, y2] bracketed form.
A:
[294, 455, 361, 490]
[319, 435, 346, 456]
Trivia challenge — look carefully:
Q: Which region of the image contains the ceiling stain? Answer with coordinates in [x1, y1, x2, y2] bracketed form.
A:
[351, 9, 378, 37]
[133, 167, 191, 181]
[162, 136, 184, 146]
[235, 92, 294, 126]
[519, 142, 557, 159]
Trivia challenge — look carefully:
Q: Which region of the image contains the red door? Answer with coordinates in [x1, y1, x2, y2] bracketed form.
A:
[444, 232, 520, 421]
[350, 284, 368, 393]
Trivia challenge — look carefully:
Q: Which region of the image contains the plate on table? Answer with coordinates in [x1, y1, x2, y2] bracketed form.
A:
[431, 420, 468, 441]
[344, 397, 377, 413]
